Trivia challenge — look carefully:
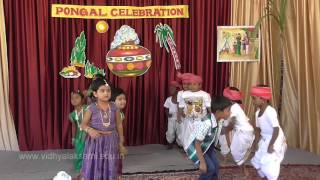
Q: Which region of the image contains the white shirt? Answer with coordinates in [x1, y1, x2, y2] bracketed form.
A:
[255, 106, 280, 139]
[179, 90, 211, 119]
[164, 96, 178, 119]
[230, 103, 253, 131]
[184, 114, 218, 149]
[177, 90, 186, 104]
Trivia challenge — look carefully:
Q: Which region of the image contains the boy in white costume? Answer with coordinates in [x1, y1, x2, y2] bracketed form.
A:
[176, 73, 193, 147]
[222, 87, 255, 175]
[250, 86, 287, 180]
[176, 73, 194, 113]
[179, 75, 212, 150]
[164, 81, 182, 148]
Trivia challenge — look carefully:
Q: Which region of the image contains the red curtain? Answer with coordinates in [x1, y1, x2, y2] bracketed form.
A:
[4, 0, 231, 151]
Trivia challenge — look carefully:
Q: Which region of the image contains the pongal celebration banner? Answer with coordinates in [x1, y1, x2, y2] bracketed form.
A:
[51, 4, 189, 19]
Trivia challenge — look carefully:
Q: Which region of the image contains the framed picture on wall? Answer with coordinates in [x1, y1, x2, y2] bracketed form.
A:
[217, 26, 260, 62]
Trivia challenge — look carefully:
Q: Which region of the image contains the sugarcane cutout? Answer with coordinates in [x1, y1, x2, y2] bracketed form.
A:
[154, 23, 181, 70]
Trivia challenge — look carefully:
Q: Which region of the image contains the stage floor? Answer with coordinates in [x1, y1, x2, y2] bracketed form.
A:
[0, 144, 319, 180]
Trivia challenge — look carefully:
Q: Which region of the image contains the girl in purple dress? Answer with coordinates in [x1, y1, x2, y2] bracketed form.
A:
[81, 78, 127, 180]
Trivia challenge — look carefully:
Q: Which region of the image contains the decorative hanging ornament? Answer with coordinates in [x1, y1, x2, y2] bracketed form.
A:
[154, 23, 181, 70]
[59, 65, 81, 78]
[96, 21, 109, 33]
[60, 31, 106, 79]
[59, 31, 86, 79]
[106, 25, 152, 77]
[70, 31, 86, 67]
[84, 61, 105, 79]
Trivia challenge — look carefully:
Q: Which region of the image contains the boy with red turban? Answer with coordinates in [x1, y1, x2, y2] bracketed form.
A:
[176, 73, 194, 148]
[221, 87, 255, 175]
[250, 85, 287, 180]
[179, 74, 212, 150]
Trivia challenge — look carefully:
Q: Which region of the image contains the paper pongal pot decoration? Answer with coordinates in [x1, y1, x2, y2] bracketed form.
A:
[106, 25, 152, 77]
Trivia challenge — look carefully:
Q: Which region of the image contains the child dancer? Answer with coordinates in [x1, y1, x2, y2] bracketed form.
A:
[250, 85, 287, 180]
[179, 75, 212, 150]
[69, 90, 87, 172]
[80, 78, 127, 180]
[177, 73, 194, 122]
[222, 87, 255, 174]
[176, 73, 193, 148]
[111, 87, 127, 122]
[185, 96, 232, 180]
[110, 87, 127, 179]
[164, 81, 182, 149]
[84, 74, 110, 104]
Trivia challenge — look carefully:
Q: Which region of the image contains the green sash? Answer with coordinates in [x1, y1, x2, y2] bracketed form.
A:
[185, 114, 222, 165]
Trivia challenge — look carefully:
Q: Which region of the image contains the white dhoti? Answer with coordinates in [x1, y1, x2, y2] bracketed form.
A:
[251, 131, 287, 180]
[230, 129, 255, 165]
[166, 117, 182, 146]
[219, 135, 230, 155]
[177, 118, 186, 147]
[181, 118, 196, 150]
[218, 119, 232, 155]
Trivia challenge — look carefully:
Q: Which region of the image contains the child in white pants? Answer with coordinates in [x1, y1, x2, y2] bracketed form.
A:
[222, 87, 255, 166]
[164, 81, 182, 148]
[218, 119, 232, 157]
[176, 73, 193, 148]
[178, 75, 211, 150]
[250, 85, 287, 180]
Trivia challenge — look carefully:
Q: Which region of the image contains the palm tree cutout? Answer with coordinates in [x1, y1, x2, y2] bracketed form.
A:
[154, 23, 181, 70]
